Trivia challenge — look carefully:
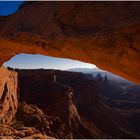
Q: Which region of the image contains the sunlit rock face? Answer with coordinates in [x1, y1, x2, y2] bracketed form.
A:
[0, 67, 18, 124]
[0, 1, 140, 83]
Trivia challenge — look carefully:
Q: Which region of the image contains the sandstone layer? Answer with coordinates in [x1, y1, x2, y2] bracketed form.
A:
[0, 67, 139, 138]
[0, 67, 18, 124]
[0, 2, 140, 83]
[16, 69, 138, 138]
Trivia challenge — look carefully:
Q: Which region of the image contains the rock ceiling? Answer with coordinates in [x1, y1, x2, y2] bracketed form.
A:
[0, 1, 140, 84]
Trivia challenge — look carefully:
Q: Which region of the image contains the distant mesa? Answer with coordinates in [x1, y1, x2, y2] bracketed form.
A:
[95, 73, 108, 83]
[104, 75, 108, 83]
[95, 73, 103, 81]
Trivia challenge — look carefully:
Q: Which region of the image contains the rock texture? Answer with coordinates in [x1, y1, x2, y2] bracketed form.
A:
[54, 70, 138, 138]
[16, 69, 79, 138]
[15, 69, 138, 138]
[0, 2, 140, 83]
[0, 67, 18, 124]
[0, 67, 139, 138]
[0, 124, 54, 139]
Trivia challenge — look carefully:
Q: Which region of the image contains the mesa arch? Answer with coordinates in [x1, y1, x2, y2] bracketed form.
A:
[0, 1, 140, 84]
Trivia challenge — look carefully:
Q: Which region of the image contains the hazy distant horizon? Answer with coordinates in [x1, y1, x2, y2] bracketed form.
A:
[4, 54, 97, 70]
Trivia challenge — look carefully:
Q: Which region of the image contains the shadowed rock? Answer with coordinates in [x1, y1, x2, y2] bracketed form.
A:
[0, 2, 140, 83]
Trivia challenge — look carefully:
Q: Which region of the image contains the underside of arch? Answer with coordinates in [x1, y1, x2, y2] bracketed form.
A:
[0, 1, 140, 84]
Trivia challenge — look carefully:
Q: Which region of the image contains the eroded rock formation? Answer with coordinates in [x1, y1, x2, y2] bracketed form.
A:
[0, 2, 140, 83]
[0, 124, 53, 139]
[15, 69, 138, 138]
[0, 67, 139, 138]
[0, 67, 18, 124]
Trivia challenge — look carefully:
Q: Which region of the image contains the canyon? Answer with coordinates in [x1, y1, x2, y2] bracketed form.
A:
[0, 1, 140, 139]
[0, 67, 139, 138]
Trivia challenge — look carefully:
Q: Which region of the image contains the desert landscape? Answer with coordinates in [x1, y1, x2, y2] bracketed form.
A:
[0, 1, 140, 139]
[0, 67, 140, 138]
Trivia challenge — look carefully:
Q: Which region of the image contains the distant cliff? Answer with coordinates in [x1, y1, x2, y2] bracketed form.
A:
[0, 68, 138, 138]
[16, 69, 138, 138]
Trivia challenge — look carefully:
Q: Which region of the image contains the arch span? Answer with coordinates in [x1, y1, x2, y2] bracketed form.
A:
[0, 1, 140, 84]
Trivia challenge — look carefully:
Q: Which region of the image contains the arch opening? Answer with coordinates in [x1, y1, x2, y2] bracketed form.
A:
[1, 53, 140, 139]
[3, 53, 97, 70]
[3, 53, 139, 85]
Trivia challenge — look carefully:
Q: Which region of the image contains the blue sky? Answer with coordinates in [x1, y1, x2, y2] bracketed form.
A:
[0, 1, 96, 70]
[4, 54, 96, 70]
[0, 1, 23, 16]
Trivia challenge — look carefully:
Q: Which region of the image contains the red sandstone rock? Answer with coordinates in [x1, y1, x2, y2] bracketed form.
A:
[0, 2, 140, 83]
[16, 69, 81, 138]
[0, 67, 18, 124]
[0, 67, 137, 138]
[0, 124, 54, 139]
[16, 69, 138, 138]
[0, 67, 138, 138]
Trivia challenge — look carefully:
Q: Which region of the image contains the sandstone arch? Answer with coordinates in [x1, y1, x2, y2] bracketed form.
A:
[0, 1, 140, 84]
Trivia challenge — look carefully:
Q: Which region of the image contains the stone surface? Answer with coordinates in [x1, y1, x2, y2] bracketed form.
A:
[0, 67, 139, 138]
[55, 70, 138, 138]
[17, 69, 81, 138]
[16, 69, 138, 138]
[0, 2, 140, 83]
[0, 67, 18, 124]
[0, 124, 54, 139]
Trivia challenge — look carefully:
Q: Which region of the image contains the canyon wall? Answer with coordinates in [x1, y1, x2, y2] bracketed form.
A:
[0, 67, 18, 124]
[0, 67, 138, 138]
[17, 69, 81, 138]
[16, 69, 137, 138]
[0, 2, 140, 84]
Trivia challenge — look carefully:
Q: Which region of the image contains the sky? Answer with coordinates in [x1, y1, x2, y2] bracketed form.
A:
[0, 1, 96, 70]
[0, 1, 23, 16]
[3, 54, 96, 70]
